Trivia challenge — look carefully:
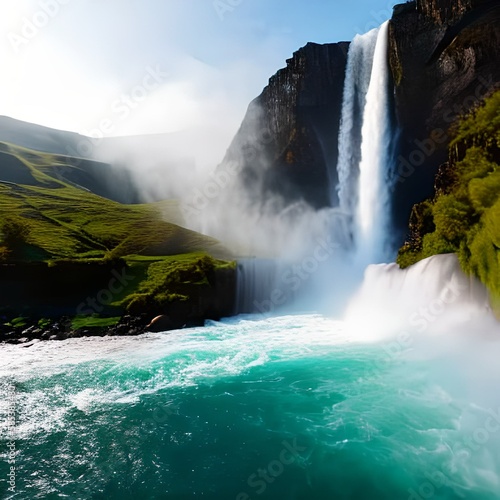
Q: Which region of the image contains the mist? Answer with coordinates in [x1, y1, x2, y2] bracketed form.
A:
[92, 88, 337, 263]
[341, 253, 500, 487]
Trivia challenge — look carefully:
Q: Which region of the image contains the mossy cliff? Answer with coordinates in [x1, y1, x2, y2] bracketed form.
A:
[388, 0, 500, 236]
[397, 90, 500, 307]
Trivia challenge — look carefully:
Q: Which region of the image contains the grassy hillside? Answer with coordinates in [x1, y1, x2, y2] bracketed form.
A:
[397, 90, 500, 306]
[0, 141, 228, 262]
[0, 142, 235, 327]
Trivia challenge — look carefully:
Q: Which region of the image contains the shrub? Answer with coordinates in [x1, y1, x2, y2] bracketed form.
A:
[1, 216, 31, 247]
[397, 89, 500, 304]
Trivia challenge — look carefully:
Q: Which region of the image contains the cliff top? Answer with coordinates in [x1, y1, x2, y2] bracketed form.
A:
[414, 0, 493, 23]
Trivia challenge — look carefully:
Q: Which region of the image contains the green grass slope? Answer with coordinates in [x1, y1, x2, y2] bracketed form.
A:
[0, 142, 235, 325]
[0, 141, 229, 261]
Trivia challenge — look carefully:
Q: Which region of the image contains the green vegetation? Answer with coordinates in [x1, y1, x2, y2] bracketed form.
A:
[37, 318, 51, 329]
[121, 252, 235, 314]
[0, 142, 226, 262]
[71, 315, 121, 330]
[0, 142, 235, 327]
[5, 317, 28, 328]
[398, 90, 500, 303]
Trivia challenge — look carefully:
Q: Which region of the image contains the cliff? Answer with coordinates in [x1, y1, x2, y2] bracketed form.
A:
[0, 256, 237, 342]
[222, 42, 349, 210]
[397, 89, 500, 308]
[415, 0, 492, 24]
[389, 0, 500, 234]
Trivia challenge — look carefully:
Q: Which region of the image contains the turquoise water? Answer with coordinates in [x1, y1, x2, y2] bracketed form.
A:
[2, 314, 500, 499]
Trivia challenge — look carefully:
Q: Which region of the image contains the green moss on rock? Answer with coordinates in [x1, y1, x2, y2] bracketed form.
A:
[397, 89, 500, 304]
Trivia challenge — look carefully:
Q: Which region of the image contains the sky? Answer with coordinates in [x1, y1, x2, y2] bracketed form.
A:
[0, 0, 397, 142]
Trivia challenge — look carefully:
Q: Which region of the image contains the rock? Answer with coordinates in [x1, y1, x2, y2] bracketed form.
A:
[388, 0, 500, 236]
[114, 324, 130, 335]
[22, 326, 36, 336]
[41, 330, 52, 340]
[220, 42, 350, 211]
[415, 0, 490, 24]
[21, 339, 40, 348]
[146, 315, 176, 333]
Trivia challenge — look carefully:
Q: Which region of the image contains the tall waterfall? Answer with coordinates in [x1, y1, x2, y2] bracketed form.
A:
[334, 28, 379, 215]
[336, 21, 394, 265]
[235, 21, 396, 315]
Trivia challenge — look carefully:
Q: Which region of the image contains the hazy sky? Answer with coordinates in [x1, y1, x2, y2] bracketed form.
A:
[0, 0, 397, 139]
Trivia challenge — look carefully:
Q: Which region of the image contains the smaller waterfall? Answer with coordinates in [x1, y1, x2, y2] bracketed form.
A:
[235, 259, 279, 314]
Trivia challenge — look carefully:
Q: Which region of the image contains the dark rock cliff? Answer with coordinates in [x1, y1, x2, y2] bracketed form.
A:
[389, 0, 500, 234]
[222, 42, 349, 210]
[415, 0, 492, 24]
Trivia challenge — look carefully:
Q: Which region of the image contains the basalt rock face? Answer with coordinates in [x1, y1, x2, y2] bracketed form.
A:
[416, 0, 491, 24]
[389, 0, 500, 235]
[222, 42, 349, 210]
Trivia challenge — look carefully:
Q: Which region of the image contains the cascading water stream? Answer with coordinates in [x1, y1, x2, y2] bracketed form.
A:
[335, 21, 394, 266]
[334, 28, 379, 215]
[356, 21, 393, 264]
[235, 258, 279, 314]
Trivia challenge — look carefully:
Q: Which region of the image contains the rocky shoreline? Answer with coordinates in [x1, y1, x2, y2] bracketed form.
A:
[0, 313, 200, 346]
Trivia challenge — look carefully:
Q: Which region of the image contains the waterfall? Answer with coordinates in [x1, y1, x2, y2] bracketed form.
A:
[357, 21, 393, 263]
[235, 22, 396, 315]
[344, 254, 495, 341]
[335, 28, 379, 215]
[235, 259, 279, 314]
[335, 21, 394, 265]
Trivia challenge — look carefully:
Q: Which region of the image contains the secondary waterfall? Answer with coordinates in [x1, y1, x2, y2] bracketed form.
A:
[235, 259, 279, 314]
[335, 21, 394, 265]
